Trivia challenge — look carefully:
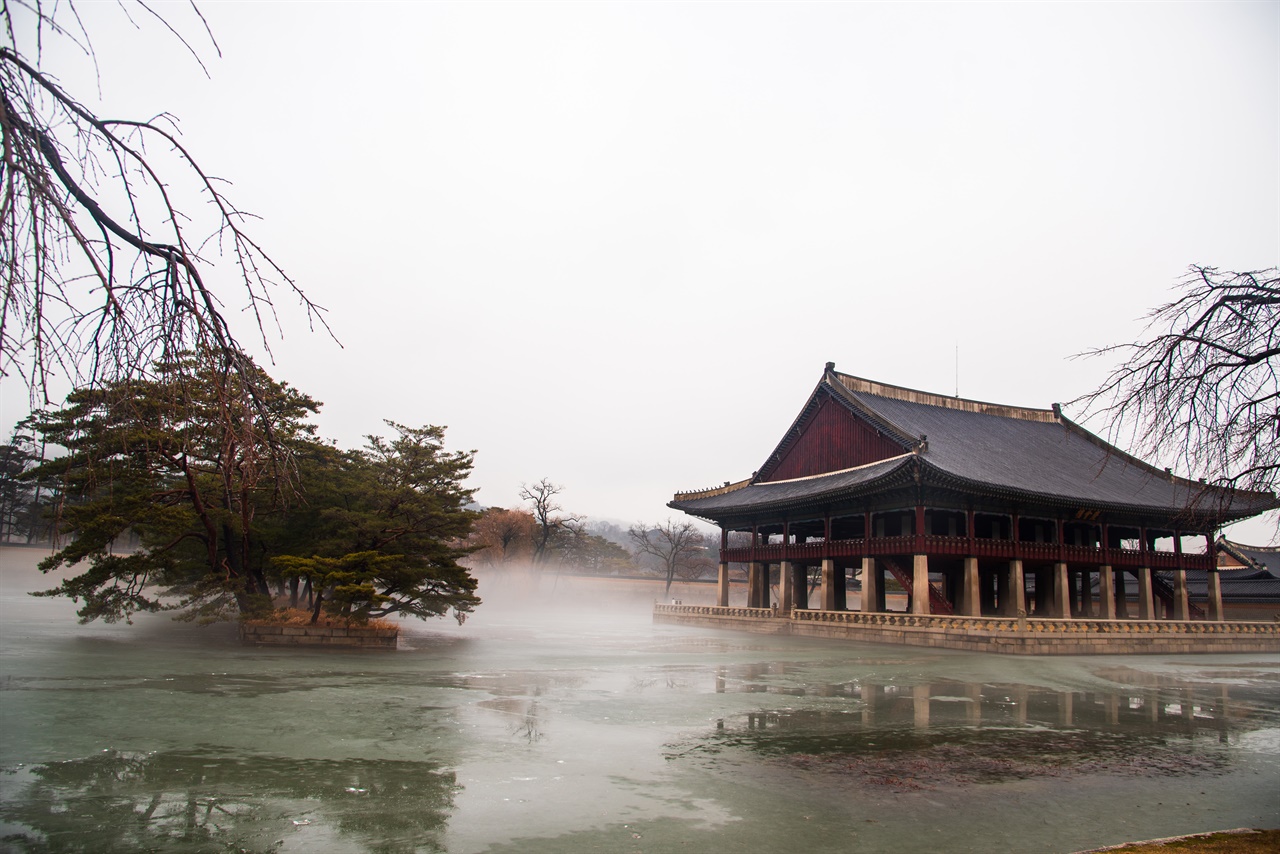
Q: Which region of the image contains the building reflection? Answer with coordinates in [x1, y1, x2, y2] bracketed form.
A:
[716, 667, 1270, 743]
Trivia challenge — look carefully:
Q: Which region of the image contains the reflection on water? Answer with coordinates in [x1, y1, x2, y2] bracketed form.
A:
[692, 671, 1263, 791]
[2, 554, 1278, 853]
[2, 752, 456, 853]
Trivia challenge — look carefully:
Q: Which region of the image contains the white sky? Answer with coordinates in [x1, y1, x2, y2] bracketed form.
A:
[10, 1, 1279, 540]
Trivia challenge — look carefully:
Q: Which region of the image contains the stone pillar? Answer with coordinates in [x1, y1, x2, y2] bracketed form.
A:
[962, 556, 981, 617]
[980, 568, 997, 614]
[832, 563, 847, 611]
[1135, 567, 1155, 620]
[747, 562, 765, 609]
[778, 560, 795, 612]
[1052, 562, 1071, 619]
[1002, 560, 1025, 617]
[912, 554, 931, 615]
[792, 564, 809, 610]
[1079, 568, 1094, 617]
[821, 559, 839, 611]
[860, 557, 880, 613]
[1172, 569, 1190, 621]
[1207, 570, 1224, 621]
[1114, 569, 1128, 619]
[1033, 568, 1051, 616]
[716, 562, 730, 607]
[1098, 565, 1116, 620]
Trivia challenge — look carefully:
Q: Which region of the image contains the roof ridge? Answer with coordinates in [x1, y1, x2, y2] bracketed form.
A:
[672, 477, 752, 502]
[832, 368, 1057, 423]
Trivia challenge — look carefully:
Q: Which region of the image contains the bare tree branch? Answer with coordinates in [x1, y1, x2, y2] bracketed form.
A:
[0, 2, 334, 407]
[1073, 265, 1280, 519]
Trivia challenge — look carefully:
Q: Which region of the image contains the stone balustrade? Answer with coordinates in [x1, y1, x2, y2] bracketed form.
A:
[653, 603, 1280, 655]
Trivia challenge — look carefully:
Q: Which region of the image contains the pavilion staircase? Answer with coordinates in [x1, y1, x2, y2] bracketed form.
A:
[881, 558, 954, 615]
[1150, 572, 1206, 620]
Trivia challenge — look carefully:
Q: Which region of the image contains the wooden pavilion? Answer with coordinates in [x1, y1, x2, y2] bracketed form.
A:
[669, 364, 1279, 624]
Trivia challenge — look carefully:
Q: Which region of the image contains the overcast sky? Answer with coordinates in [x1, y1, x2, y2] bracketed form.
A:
[15, 1, 1280, 540]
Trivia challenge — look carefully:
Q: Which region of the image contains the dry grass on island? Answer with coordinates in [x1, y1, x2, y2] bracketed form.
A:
[1079, 829, 1280, 853]
[241, 608, 398, 631]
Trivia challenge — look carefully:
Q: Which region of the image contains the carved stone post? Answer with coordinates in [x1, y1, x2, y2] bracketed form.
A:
[717, 562, 730, 607]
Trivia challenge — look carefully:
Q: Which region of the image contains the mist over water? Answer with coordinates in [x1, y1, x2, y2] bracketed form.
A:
[2, 546, 1278, 853]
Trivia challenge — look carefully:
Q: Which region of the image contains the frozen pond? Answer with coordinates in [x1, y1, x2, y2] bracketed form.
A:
[2, 545, 1278, 853]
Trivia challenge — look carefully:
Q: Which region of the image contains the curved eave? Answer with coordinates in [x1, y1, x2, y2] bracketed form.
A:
[667, 456, 918, 522]
[916, 460, 1279, 527]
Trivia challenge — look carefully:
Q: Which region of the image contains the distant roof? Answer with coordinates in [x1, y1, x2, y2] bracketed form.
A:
[1219, 539, 1280, 577]
[671, 365, 1279, 526]
[1171, 566, 1280, 604]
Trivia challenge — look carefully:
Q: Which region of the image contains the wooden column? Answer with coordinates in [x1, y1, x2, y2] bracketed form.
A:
[1136, 567, 1155, 620]
[779, 560, 795, 612]
[962, 556, 981, 617]
[912, 554, 931, 615]
[1052, 562, 1071, 619]
[1207, 570, 1224, 621]
[1172, 569, 1190, 621]
[1098, 564, 1116, 620]
[861, 557, 880, 613]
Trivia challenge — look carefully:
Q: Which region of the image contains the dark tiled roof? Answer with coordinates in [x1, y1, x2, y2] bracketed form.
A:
[844, 386, 1251, 514]
[1220, 540, 1280, 576]
[671, 455, 913, 515]
[672, 367, 1279, 523]
[1168, 569, 1280, 603]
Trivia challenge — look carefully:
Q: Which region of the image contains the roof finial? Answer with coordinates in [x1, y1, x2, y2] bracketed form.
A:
[825, 361, 835, 373]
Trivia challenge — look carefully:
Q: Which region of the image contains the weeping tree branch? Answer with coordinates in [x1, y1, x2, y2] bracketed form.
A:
[1073, 265, 1280, 515]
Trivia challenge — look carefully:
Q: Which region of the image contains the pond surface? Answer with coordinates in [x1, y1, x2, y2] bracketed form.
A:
[2, 547, 1278, 853]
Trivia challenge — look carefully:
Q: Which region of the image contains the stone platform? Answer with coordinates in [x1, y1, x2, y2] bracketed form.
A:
[240, 623, 399, 649]
[653, 604, 1280, 655]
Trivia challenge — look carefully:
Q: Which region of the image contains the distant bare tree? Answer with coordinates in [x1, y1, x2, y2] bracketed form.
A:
[0, 3, 329, 404]
[1075, 265, 1279, 511]
[628, 519, 706, 596]
[519, 478, 582, 566]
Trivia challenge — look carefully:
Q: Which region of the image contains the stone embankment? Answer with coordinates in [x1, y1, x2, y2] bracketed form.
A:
[654, 604, 1280, 655]
[239, 623, 398, 649]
